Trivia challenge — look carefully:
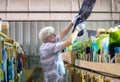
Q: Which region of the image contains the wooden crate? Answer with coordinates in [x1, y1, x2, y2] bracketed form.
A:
[5, 38, 14, 44]
[74, 68, 81, 82]
[61, 51, 77, 64]
[0, 41, 4, 61]
[115, 54, 120, 63]
[105, 77, 112, 82]
[23, 68, 43, 82]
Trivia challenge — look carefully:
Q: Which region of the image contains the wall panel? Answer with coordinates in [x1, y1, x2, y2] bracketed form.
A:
[29, 0, 50, 11]
[0, 0, 119, 21]
[7, 0, 28, 11]
[0, 0, 6, 11]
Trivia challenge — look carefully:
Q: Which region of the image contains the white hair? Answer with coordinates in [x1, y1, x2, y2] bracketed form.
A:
[39, 26, 55, 42]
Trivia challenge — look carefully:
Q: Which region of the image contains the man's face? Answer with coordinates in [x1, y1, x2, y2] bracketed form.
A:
[47, 33, 56, 43]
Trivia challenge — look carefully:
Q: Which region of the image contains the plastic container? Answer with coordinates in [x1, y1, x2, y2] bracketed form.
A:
[114, 47, 120, 53]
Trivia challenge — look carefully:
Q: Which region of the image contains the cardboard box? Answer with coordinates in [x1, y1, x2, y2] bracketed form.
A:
[1, 22, 9, 37]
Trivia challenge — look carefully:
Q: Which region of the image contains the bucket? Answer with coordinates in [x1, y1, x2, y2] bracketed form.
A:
[114, 47, 120, 53]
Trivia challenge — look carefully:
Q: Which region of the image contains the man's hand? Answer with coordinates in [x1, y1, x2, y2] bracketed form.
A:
[71, 14, 80, 25]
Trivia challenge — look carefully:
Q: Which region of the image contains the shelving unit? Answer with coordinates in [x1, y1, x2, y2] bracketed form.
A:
[62, 51, 120, 82]
[75, 60, 120, 76]
[0, 31, 23, 82]
[0, 31, 7, 38]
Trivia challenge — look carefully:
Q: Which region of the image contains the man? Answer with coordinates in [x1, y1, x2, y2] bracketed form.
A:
[39, 16, 85, 82]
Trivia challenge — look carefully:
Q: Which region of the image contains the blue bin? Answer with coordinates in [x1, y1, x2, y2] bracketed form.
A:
[114, 47, 120, 53]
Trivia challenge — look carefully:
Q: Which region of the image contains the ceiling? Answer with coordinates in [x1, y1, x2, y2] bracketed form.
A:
[0, 0, 120, 21]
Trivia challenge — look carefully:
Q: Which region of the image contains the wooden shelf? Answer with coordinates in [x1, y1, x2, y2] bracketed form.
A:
[75, 60, 120, 76]
[62, 51, 120, 76]
[63, 58, 73, 64]
[61, 51, 77, 65]
[5, 38, 14, 44]
[4, 42, 13, 46]
[14, 41, 20, 47]
[61, 52, 73, 64]
[0, 31, 7, 38]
